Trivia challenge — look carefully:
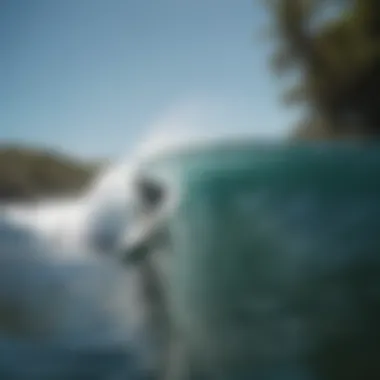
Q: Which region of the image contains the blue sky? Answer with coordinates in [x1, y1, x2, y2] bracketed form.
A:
[1, 0, 299, 159]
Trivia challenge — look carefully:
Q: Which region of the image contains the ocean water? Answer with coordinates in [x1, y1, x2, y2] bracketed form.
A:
[0, 213, 156, 379]
[4, 140, 380, 380]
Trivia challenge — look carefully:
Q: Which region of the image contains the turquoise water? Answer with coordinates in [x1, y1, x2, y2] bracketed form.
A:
[132, 142, 380, 380]
[0, 339, 145, 379]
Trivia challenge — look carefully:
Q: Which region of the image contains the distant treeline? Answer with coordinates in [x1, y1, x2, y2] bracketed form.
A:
[0, 145, 102, 201]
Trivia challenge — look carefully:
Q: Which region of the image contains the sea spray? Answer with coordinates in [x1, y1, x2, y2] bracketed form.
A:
[2, 97, 273, 254]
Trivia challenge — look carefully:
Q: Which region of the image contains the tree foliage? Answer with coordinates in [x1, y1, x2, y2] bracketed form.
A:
[263, 0, 380, 137]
